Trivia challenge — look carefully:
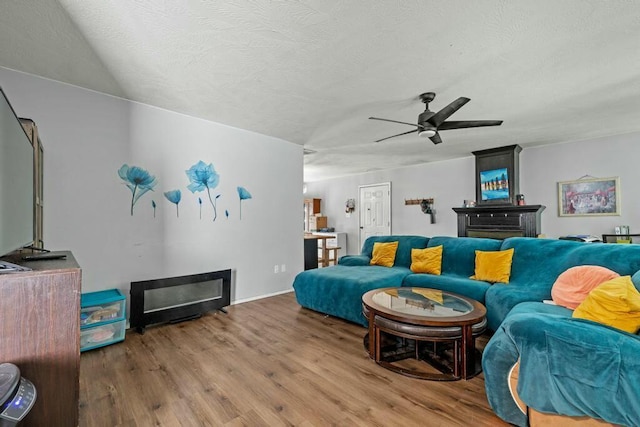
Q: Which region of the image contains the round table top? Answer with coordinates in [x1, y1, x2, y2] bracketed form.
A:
[362, 287, 486, 327]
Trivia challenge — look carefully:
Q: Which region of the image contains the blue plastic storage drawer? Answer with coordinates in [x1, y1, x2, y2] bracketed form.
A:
[80, 318, 126, 352]
[81, 289, 126, 327]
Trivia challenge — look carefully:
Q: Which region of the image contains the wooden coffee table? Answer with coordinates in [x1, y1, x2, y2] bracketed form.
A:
[362, 287, 487, 381]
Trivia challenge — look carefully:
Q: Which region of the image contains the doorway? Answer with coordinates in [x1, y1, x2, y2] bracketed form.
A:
[359, 182, 391, 249]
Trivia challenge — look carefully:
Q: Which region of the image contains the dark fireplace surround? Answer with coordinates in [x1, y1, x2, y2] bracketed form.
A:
[453, 145, 545, 239]
[453, 204, 545, 238]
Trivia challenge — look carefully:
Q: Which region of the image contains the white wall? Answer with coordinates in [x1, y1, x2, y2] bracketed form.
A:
[521, 134, 640, 238]
[0, 67, 303, 304]
[307, 133, 640, 252]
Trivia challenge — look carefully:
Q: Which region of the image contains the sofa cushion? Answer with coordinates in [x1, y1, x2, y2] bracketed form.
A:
[410, 245, 443, 274]
[402, 273, 490, 303]
[370, 241, 398, 267]
[573, 275, 640, 333]
[560, 240, 640, 276]
[500, 238, 586, 289]
[506, 301, 574, 319]
[471, 248, 515, 284]
[292, 265, 412, 326]
[427, 236, 502, 277]
[360, 235, 429, 268]
[338, 255, 371, 266]
[551, 265, 620, 309]
[630, 270, 640, 290]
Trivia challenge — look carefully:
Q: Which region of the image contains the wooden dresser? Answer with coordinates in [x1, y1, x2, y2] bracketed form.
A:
[0, 252, 81, 426]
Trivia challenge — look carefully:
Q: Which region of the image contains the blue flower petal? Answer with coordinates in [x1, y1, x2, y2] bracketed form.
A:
[187, 182, 205, 193]
[237, 186, 252, 200]
[118, 164, 130, 181]
[164, 190, 182, 204]
[118, 163, 157, 215]
[185, 161, 219, 193]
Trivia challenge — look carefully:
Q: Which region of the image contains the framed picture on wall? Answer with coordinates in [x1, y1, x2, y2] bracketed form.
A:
[473, 144, 521, 206]
[558, 176, 620, 216]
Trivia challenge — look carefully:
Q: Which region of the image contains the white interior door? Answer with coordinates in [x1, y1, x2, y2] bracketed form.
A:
[359, 182, 391, 249]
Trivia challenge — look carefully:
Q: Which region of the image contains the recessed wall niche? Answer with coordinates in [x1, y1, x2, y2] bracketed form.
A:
[473, 144, 521, 206]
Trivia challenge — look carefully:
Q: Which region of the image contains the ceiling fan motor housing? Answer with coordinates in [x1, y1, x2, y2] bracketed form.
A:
[418, 110, 436, 134]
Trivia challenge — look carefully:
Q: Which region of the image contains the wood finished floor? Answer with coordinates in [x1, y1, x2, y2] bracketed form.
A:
[79, 292, 509, 426]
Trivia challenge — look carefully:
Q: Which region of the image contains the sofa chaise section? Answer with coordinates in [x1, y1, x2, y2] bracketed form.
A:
[293, 235, 429, 326]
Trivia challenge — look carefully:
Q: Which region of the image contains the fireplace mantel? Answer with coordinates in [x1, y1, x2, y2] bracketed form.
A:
[452, 205, 545, 239]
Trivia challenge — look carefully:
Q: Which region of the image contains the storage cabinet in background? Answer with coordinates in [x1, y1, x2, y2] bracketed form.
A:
[0, 252, 81, 426]
[81, 289, 126, 352]
[304, 198, 321, 232]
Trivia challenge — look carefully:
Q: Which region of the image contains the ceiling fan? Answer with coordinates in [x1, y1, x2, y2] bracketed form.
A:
[369, 92, 503, 144]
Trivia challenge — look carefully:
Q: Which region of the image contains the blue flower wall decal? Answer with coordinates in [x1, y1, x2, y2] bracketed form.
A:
[152, 200, 156, 218]
[186, 161, 220, 220]
[237, 186, 252, 219]
[118, 164, 157, 215]
[164, 190, 182, 218]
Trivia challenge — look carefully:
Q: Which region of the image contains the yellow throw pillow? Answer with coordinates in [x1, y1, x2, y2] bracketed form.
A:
[573, 276, 640, 334]
[370, 241, 399, 267]
[470, 248, 514, 283]
[410, 246, 443, 275]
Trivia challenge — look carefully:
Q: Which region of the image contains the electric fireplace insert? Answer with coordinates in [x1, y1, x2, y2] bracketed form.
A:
[130, 269, 231, 333]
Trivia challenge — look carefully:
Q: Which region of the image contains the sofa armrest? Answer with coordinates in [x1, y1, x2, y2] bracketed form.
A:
[484, 312, 640, 427]
[338, 255, 371, 266]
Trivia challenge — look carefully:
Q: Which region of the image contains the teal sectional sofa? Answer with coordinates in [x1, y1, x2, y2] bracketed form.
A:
[292, 235, 640, 426]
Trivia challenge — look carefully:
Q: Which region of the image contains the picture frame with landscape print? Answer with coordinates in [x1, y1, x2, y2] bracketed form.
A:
[558, 176, 620, 216]
[480, 168, 510, 202]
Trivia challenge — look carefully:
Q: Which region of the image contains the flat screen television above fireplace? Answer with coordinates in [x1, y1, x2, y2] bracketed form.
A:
[130, 269, 231, 333]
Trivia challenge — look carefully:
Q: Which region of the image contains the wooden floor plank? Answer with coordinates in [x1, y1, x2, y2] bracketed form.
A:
[79, 292, 508, 426]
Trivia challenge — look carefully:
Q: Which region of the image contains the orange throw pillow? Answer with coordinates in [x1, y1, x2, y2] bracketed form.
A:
[552, 265, 620, 310]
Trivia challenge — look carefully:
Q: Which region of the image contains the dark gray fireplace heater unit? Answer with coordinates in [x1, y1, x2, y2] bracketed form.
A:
[130, 269, 231, 334]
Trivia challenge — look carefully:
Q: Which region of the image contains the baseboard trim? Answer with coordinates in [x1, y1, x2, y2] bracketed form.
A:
[232, 288, 294, 305]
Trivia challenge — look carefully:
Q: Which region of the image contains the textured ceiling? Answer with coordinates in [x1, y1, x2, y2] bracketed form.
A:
[1, 1, 640, 181]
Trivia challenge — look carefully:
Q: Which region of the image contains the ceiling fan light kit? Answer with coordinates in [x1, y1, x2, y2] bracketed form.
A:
[418, 129, 436, 138]
[370, 92, 503, 145]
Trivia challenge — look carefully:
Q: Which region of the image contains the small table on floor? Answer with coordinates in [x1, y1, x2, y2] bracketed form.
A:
[362, 287, 487, 381]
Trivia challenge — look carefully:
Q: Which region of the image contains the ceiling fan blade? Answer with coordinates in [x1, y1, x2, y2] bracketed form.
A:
[438, 120, 503, 130]
[428, 97, 470, 127]
[374, 129, 419, 143]
[429, 132, 443, 145]
[369, 117, 422, 128]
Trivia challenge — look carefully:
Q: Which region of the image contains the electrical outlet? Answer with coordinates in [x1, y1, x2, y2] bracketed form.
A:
[281, 264, 286, 272]
[274, 264, 279, 274]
